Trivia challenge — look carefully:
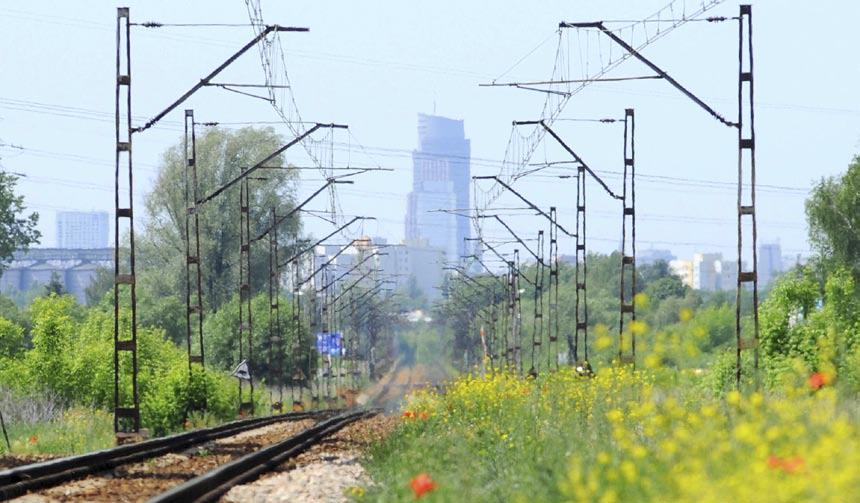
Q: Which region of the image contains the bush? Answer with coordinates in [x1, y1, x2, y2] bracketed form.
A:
[0, 294, 244, 435]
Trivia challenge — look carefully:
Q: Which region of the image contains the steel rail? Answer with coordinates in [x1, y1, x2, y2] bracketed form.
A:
[0, 409, 335, 500]
[149, 409, 379, 503]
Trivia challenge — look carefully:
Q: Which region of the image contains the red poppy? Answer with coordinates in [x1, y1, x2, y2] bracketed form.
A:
[767, 454, 805, 474]
[28, 435, 38, 445]
[410, 473, 437, 499]
[402, 410, 416, 419]
[767, 455, 781, 469]
[419, 411, 430, 420]
[781, 456, 805, 474]
[808, 372, 830, 390]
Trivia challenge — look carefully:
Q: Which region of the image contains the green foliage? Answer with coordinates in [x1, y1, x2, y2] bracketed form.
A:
[0, 294, 244, 435]
[142, 365, 238, 437]
[689, 303, 736, 352]
[436, 253, 712, 370]
[43, 272, 65, 297]
[1, 408, 114, 455]
[366, 367, 860, 502]
[27, 294, 80, 396]
[644, 275, 688, 302]
[759, 265, 860, 385]
[0, 317, 24, 358]
[136, 126, 302, 343]
[0, 172, 40, 275]
[203, 292, 310, 388]
[84, 266, 113, 306]
[806, 155, 860, 274]
[0, 294, 27, 332]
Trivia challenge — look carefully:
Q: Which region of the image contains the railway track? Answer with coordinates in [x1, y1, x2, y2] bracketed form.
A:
[0, 409, 334, 501]
[151, 409, 377, 503]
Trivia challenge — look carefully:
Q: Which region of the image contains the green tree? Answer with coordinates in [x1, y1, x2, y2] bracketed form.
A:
[27, 294, 79, 397]
[0, 172, 40, 273]
[84, 266, 113, 305]
[203, 292, 308, 387]
[0, 316, 24, 358]
[136, 126, 302, 343]
[759, 268, 819, 365]
[806, 155, 860, 274]
[644, 276, 688, 302]
[43, 272, 65, 296]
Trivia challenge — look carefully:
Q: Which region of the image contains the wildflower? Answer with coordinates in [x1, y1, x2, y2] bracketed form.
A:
[28, 435, 37, 445]
[781, 456, 805, 474]
[808, 372, 830, 391]
[767, 455, 805, 474]
[410, 473, 437, 499]
[726, 390, 742, 406]
[767, 455, 781, 469]
[644, 354, 661, 369]
[595, 335, 612, 350]
[629, 320, 648, 336]
[620, 460, 637, 482]
[606, 409, 624, 423]
[419, 411, 430, 420]
[679, 307, 693, 322]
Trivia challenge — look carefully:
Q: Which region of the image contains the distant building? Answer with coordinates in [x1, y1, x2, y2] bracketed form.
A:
[693, 253, 722, 291]
[379, 240, 446, 301]
[56, 211, 109, 249]
[758, 242, 783, 287]
[0, 248, 112, 304]
[674, 252, 748, 292]
[718, 259, 739, 292]
[639, 249, 675, 266]
[669, 260, 694, 288]
[405, 113, 471, 265]
[308, 237, 446, 302]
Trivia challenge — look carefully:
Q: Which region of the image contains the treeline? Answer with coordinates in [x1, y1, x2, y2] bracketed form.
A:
[434, 155, 860, 394]
[0, 126, 384, 435]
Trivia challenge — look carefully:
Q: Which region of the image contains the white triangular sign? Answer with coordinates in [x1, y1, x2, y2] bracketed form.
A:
[232, 360, 251, 381]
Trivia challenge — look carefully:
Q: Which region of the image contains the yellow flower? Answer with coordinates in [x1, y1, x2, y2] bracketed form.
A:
[644, 354, 661, 369]
[595, 335, 612, 350]
[633, 292, 650, 309]
[679, 307, 693, 322]
[620, 460, 637, 482]
[629, 320, 649, 336]
[726, 390, 741, 406]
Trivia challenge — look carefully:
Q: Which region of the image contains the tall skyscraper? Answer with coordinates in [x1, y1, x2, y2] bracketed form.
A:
[758, 242, 783, 286]
[56, 211, 109, 249]
[405, 113, 471, 263]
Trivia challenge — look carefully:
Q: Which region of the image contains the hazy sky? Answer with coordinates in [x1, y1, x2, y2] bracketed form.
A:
[1, 0, 858, 265]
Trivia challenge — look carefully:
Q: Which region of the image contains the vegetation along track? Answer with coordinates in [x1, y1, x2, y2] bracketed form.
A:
[364, 362, 449, 411]
[0, 409, 333, 501]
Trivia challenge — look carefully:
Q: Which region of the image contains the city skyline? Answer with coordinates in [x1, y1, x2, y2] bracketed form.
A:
[405, 113, 471, 264]
[1, 1, 855, 263]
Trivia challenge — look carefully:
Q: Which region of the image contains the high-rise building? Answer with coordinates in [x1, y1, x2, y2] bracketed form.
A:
[693, 253, 722, 291]
[758, 242, 783, 287]
[405, 113, 471, 263]
[56, 211, 109, 249]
